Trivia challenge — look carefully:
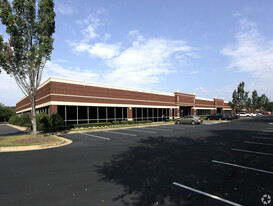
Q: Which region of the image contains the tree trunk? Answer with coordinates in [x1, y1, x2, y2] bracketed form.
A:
[31, 99, 37, 138]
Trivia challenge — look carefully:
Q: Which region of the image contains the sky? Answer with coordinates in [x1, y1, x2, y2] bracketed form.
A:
[1, 0, 273, 106]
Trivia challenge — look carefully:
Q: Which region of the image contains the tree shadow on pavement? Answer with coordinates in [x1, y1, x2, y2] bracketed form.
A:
[95, 128, 273, 206]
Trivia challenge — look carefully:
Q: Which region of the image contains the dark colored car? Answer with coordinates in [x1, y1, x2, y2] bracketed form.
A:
[223, 114, 233, 120]
[206, 113, 227, 120]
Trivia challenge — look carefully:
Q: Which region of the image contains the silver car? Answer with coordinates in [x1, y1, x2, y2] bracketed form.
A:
[176, 115, 203, 125]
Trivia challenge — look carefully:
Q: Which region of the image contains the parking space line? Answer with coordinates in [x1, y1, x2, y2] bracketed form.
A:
[212, 160, 273, 175]
[161, 126, 185, 130]
[80, 133, 110, 140]
[232, 148, 273, 156]
[102, 131, 137, 136]
[172, 182, 242, 206]
[257, 133, 272, 136]
[244, 141, 273, 146]
[124, 129, 157, 133]
[252, 136, 273, 140]
[262, 130, 273, 132]
[141, 128, 173, 131]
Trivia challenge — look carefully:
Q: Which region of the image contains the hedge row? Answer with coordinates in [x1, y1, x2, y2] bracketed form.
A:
[9, 113, 31, 127]
[9, 112, 66, 132]
[73, 120, 152, 128]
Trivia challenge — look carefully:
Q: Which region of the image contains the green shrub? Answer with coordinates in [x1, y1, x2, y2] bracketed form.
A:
[127, 121, 135, 124]
[112, 121, 120, 125]
[8, 115, 20, 125]
[135, 120, 152, 124]
[36, 112, 50, 131]
[120, 120, 128, 124]
[165, 118, 175, 122]
[45, 125, 71, 132]
[73, 122, 112, 128]
[49, 113, 64, 127]
[19, 113, 31, 126]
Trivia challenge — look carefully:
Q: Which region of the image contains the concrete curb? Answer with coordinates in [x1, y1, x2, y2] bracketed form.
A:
[0, 136, 72, 153]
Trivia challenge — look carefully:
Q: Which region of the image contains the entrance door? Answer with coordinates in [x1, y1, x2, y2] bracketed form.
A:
[180, 107, 192, 117]
[217, 108, 222, 113]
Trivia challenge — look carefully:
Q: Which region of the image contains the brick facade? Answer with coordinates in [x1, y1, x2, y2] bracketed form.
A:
[16, 77, 232, 119]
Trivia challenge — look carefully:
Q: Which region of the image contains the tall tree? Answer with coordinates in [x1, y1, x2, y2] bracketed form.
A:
[251, 90, 259, 111]
[0, 0, 55, 137]
[229, 82, 249, 113]
[258, 94, 270, 111]
[246, 97, 252, 112]
[0, 103, 15, 122]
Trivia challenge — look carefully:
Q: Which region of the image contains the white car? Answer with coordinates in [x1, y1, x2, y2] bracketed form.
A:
[238, 112, 252, 117]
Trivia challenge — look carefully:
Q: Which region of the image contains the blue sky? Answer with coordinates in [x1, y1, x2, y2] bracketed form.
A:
[1, 0, 273, 106]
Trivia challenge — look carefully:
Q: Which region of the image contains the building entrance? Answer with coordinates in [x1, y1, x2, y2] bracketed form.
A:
[180, 106, 192, 117]
[217, 108, 222, 113]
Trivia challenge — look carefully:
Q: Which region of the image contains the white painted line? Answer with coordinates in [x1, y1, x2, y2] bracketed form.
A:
[257, 133, 272, 136]
[232, 148, 273, 156]
[166, 127, 185, 130]
[262, 130, 273, 133]
[244, 141, 273, 146]
[212, 160, 273, 175]
[124, 129, 157, 133]
[80, 133, 110, 140]
[141, 128, 173, 131]
[252, 136, 273, 140]
[102, 131, 137, 136]
[172, 182, 242, 206]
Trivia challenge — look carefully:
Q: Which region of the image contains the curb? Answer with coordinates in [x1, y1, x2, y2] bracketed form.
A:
[0, 136, 72, 153]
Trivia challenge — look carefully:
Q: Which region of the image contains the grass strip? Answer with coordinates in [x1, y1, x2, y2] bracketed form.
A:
[0, 134, 61, 147]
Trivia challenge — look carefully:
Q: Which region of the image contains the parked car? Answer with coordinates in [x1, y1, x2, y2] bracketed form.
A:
[263, 111, 271, 115]
[237, 112, 251, 117]
[223, 114, 233, 120]
[176, 115, 203, 125]
[206, 113, 227, 120]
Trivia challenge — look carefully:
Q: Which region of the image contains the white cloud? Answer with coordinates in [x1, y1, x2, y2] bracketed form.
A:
[103, 37, 193, 88]
[71, 42, 121, 59]
[76, 9, 109, 42]
[44, 61, 99, 82]
[190, 70, 199, 75]
[0, 72, 24, 106]
[82, 24, 98, 41]
[128, 30, 145, 41]
[222, 19, 273, 98]
[194, 84, 236, 101]
[55, 3, 77, 15]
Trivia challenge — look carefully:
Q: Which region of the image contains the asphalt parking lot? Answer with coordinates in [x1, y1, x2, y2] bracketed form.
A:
[0, 117, 272, 206]
[0, 124, 27, 136]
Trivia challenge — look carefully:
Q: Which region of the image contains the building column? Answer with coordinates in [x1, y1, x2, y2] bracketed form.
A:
[191, 108, 196, 116]
[128, 107, 133, 121]
[169, 108, 173, 119]
[50, 105, 57, 115]
[174, 108, 180, 118]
